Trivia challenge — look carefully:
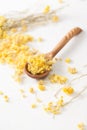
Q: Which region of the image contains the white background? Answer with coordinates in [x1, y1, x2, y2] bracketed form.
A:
[0, 0, 87, 130]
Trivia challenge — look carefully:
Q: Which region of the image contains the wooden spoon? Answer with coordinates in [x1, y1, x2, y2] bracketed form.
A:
[25, 27, 82, 79]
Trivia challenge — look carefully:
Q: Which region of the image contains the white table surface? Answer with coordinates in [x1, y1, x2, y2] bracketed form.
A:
[0, 0, 87, 130]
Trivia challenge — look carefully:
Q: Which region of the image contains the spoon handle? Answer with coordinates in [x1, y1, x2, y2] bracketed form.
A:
[46, 27, 82, 59]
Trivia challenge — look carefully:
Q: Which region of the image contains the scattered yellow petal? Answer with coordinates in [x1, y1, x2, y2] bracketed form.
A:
[68, 67, 77, 74]
[11, 28, 17, 33]
[65, 58, 71, 63]
[49, 74, 67, 84]
[77, 122, 85, 130]
[38, 80, 44, 85]
[62, 86, 74, 95]
[31, 104, 37, 108]
[57, 96, 64, 106]
[38, 85, 46, 91]
[3, 95, 9, 102]
[0, 16, 6, 27]
[21, 20, 26, 25]
[44, 101, 61, 115]
[21, 25, 28, 32]
[29, 87, 35, 94]
[52, 16, 59, 22]
[43, 5, 50, 14]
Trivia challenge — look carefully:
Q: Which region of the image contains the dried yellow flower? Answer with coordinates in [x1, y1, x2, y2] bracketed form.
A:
[62, 86, 74, 95]
[57, 96, 64, 106]
[52, 16, 59, 22]
[43, 5, 50, 14]
[38, 80, 44, 85]
[68, 67, 77, 74]
[3, 95, 9, 102]
[65, 58, 71, 63]
[44, 100, 61, 115]
[38, 85, 46, 91]
[0, 23, 35, 82]
[21, 25, 28, 32]
[49, 74, 67, 84]
[31, 104, 37, 108]
[77, 123, 85, 130]
[29, 87, 35, 94]
[0, 16, 6, 27]
[11, 28, 17, 33]
[13, 75, 22, 83]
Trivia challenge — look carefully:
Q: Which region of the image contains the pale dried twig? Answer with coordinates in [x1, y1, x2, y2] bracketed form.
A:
[2, 4, 68, 30]
[2, 11, 56, 30]
[64, 86, 87, 106]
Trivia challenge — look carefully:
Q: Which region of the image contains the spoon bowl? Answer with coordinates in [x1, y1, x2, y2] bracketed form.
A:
[25, 27, 82, 79]
[25, 63, 50, 79]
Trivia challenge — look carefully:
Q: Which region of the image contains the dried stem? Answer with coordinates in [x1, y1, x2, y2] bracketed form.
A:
[67, 74, 87, 86]
[2, 11, 56, 30]
[2, 4, 68, 30]
[54, 73, 87, 106]
[64, 86, 87, 106]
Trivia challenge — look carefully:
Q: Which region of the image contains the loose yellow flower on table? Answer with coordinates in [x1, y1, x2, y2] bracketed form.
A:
[31, 104, 37, 108]
[44, 97, 64, 115]
[65, 58, 71, 63]
[68, 67, 77, 74]
[0, 16, 7, 27]
[29, 87, 35, 94]
[49, 74, 68, 84]
[77, 123, 85, 130]
[19, 89, 27, 98]
[3, 95, 9, 102]
[21, 25, 28, 32]
[52, 16, 59, 22]
[11, 28, 17, 33]
[37, 80, 46, 91]
[57, 96, 64, 106]
[38, 84, 46, 91]
[62, 86, 74, 95]
[43, 5, 50, 14]
[38, 80, 44, 85]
